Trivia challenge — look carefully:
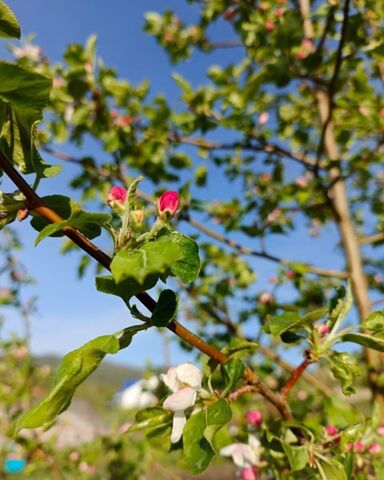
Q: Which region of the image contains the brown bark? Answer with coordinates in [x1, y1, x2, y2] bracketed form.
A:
[299, 0, 383, 410]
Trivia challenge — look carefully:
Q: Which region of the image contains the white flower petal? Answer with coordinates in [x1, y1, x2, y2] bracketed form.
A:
[170, 411, 186, 443]
[241, 444, 258, 467]
[163, 387, 197, 411]
[248, 434, 261, 463]
[161, 367, 179, 392]
[175, 363, 202, 389]
[219, 443, 256, 468]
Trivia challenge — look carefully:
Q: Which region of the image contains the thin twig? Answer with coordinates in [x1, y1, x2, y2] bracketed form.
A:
[281, 357, 311, 399]
[187, 216, 348, 279]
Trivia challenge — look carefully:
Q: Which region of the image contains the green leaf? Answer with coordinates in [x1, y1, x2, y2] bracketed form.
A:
[0, 63, 58, 177]
[362, 310, 384, 337]
[111, 235, 183, 284]
[340, 332, 384, 352]
[169, 232, 200, 283]
[317, 458, 347, 480]
[183, 411, 215, 474]
[328, 284, 352, 330]
[95, 274, 158, 306]
[222, 337, 258, 357]
[0, 1, 21, 38]
[204, 399, 232, 451]
[183, 400, 231, 474]
[111, 232, 200, 287]
[152, 289, 178, 327]
[221, 358, 245, 396]
[31, 195, 111, 244]
[14, 334, 120, 432]
[129, 407, 173, 432]
[282, 444, 309, 472]
[265, 308, 327, 336]
[328, 352, 361, 396]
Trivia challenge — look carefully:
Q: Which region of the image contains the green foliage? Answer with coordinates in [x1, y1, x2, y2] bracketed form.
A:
[151, 289, 178, 327]
[0, 1, 20, 39]
[30, 195, 111, 244]
[282, 443, 309, 472]
[265, 309, 327, 336]
[183, 399, 231, 474]
[328, 352, 361, 396]
[14, 326, 146, 432]
[111, 232, 199, 286]
[0, 62, 59, 177]
[220, 357, 245, 396]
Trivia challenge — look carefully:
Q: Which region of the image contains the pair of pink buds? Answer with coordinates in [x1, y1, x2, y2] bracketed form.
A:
[107, 186, 179, 217]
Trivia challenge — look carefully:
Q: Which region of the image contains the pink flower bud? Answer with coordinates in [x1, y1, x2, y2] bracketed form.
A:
[378, 423, 384, 435]
[259, 291, 273, 305]
[157, 191, 179, 217]
[266, 22, 275, 32]
[369, 443, 381, 454]
[325, 425, 338, 437]
[116, 115, 133, 127]
[269, 276, 278, 284]
[241, 467, 259, 480]
[107, 186, 127, 207]
[353, 441, 365, 453]
[317, 324, 330, 336]
[258, 112, 269, 125]
[246, 410, 263, 427]
[286, 271, 296, 280]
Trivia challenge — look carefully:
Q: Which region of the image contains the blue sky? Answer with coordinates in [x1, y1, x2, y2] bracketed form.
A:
[2, 1, 347, 368]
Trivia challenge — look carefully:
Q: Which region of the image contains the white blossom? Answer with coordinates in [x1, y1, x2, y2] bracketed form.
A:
[161, 363, 202, 443]
[220, 435, 261, 468]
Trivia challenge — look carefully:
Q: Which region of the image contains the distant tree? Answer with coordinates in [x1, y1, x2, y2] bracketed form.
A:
[1, 0, 384, 478]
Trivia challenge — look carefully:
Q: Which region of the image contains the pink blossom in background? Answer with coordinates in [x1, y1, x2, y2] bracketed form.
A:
[325, 425, 338, 437]
[259, 292, 273, 305]
[258, 112, 269, 125]
[246, 410, 263, 427]
[241, 466, 259, 480]
[369, 443, 381, 454]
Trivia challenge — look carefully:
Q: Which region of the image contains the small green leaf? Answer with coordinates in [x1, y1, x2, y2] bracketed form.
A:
[282, 444, 309, 472]
[221, 358, 245, 396]
[328, 352, 361, 396]
[341, 332, 384, 352]
[206, 398, 232, 426]
[328, 284, 352, 330]
[222, 337, 258, 356]
[363, 310, 384, 337]
[169, 232, 200, 283]
[111, 232, 200, 287]
[0, 1, 21, 38]
[14, 334, 120, 432]
[31, 195, 111, 244]
[265, 308, 327, 336]
[183, 411, 215, 474]
[95, 275, 158, 306]
[204, 399, 232, 451]
[129, 408, 173, 432]
[111, 235, 183, 285]
[152, 289, 178, 327]
[317, 458, 347, 480]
